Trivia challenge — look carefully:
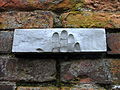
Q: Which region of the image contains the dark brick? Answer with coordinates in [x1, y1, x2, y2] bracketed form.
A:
[0, 56, 56, 82]
[0, 82, 15, 90]
[60, 59, 111, 84]
[0, 85, 14, 90]
[0, 31, 13, 53]
[107, 33, 120, 54]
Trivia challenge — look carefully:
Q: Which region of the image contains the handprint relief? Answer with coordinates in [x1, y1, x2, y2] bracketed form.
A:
[74, 42, 80, 52]
[60, 30, 68, 52]
[52, 30, 80, 52]
[52, 32, 60, 52]
[68, 34, 75, 52]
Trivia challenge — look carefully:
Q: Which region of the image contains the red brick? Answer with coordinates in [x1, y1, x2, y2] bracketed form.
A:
[17, 87, 58, 90]
[17, 86, 106, 90]
[61, 86, 106, 90]
[0, 10, 60, 29]
[84, 0, 120, 12]
[60, 59, 111, 84]
[0, 0, 119, 12]
[79, 78, 93, 84]
[0, 0, 78, 11]
[108, 59, 120, 84]
[107, 33, 120, 54]
[0, 55, 56, 82]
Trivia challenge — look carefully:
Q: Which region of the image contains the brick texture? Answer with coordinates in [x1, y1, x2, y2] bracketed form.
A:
[0, 10, 60, 29]
[0, 0, 120, 89]
[17, 87, 58, 90]
[61, 86, 106, 90]
[17, 86, 106, 90]
[0, 31, 13, 53]
[0, 0, 79, 11]
[107, 33, 120, 54]
[0, 55, 56, 82]
[0, 82, 16, 90]
[107, 59, 120, 84]
[61, 11, 120, 28]
[0, 85, 15, 90]
[84, 0, 120, 12]
[60, 59, 111, 84]
[0, 0, 119, 12]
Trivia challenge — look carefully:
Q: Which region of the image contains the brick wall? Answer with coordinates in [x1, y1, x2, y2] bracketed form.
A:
[0, 0, 120, 90]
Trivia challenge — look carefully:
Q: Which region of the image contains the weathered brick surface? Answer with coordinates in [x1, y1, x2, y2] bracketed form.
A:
[107, 33, 120, 54]
[0, 10, 61, 29]
[0, 85, 14, 90]
[0, 0, 81, 11]
[17, 87, 58, 90]
[17, 86, 106, 90]
[61, 85, 106, 90]
[0, 55, 56, 82]
[84, 0, 120, 12]
[61, 11, 120, 28]
[107, 59, 120, 84]
[0, 31, 13, 53]
[0, 82, 16, 90]
[60, 59, 111, 84]
[0, 0, 119, 12]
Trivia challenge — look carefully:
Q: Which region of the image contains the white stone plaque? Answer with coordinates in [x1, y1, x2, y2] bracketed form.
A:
[12, 28, 107, 53]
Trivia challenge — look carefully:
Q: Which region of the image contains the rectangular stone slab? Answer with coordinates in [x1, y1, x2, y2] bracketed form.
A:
[12, 28, 107, 53]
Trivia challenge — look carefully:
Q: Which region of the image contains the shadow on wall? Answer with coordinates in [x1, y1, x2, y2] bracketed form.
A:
[52, 30, 80, 52]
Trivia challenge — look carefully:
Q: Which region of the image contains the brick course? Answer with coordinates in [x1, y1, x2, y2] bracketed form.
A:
[60, 59, 111, 84]
[0, 0, 119, 12]
[0, 10, 60, 29]
[0, 82, 16, 90]
[61, 11, 120, 28]
[108, 59, 120, 84]
[17, 87, 58, 90]
[0, 55, 56, 82]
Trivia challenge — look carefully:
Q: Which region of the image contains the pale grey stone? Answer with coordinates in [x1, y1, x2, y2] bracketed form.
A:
[12, 28, 106, 52]
[112, 85, 120, 89]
